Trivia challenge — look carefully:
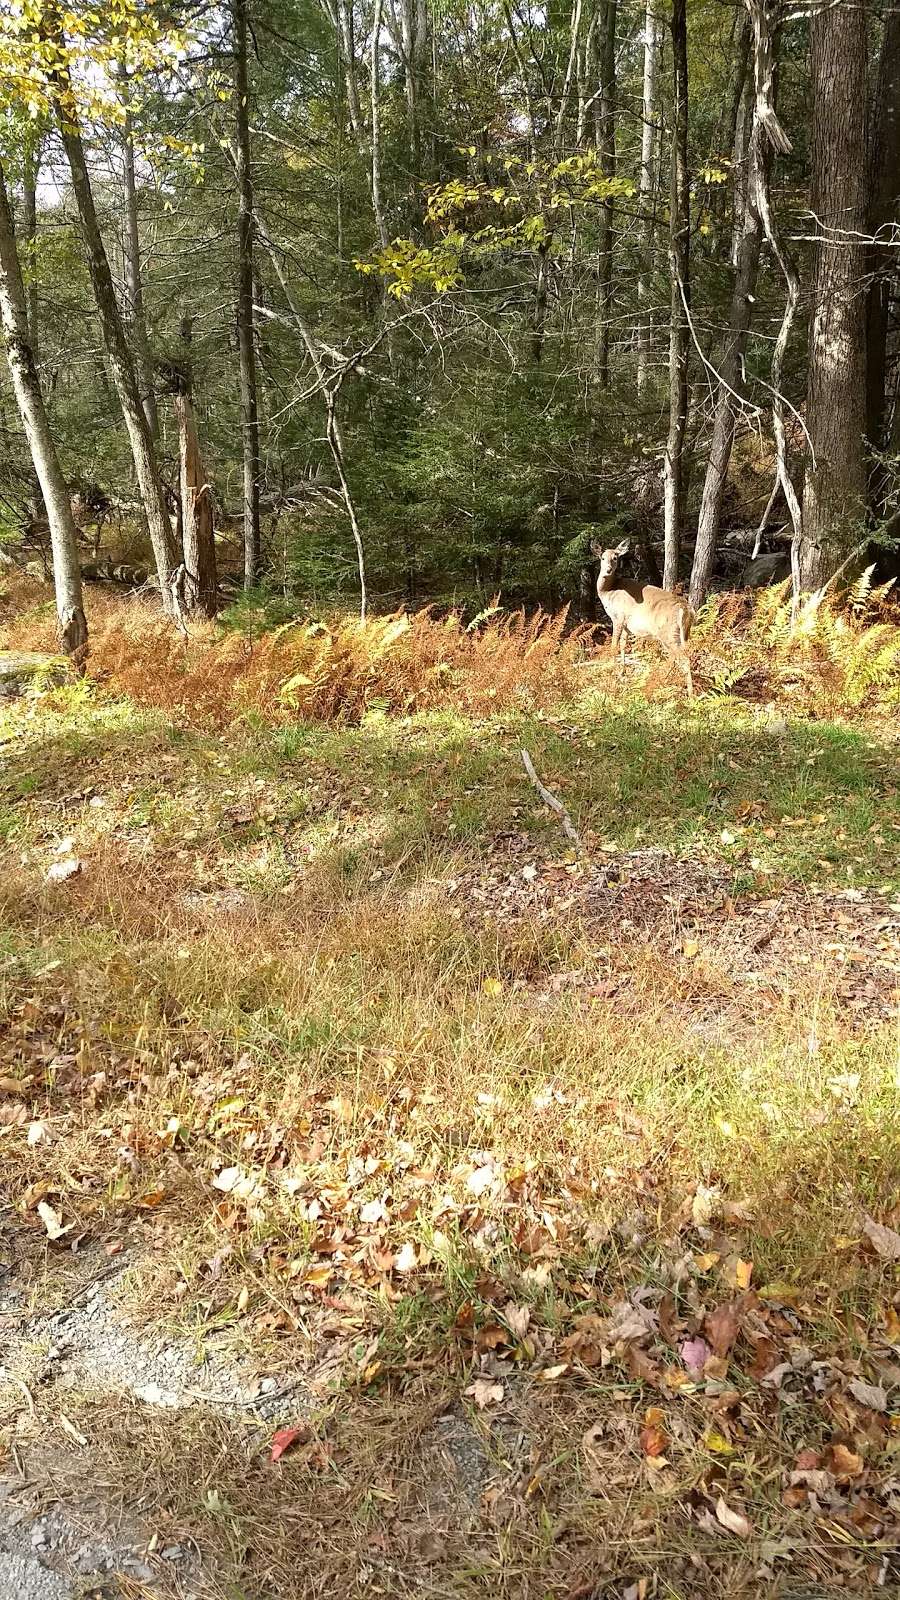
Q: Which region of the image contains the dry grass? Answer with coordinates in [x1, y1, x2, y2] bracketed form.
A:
[3, 567, 900, 727]
[1, 575, 898, 1599]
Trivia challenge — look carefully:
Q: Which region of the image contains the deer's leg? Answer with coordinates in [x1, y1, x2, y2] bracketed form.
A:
[610, 619, 624, 668]
[619, 625, 628, 674]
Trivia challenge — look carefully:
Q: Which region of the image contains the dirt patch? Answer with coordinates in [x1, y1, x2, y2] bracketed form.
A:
[449, 835, 899, 1026]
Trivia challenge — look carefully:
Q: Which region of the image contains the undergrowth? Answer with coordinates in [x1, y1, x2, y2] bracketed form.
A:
[2, 570, 899, 724]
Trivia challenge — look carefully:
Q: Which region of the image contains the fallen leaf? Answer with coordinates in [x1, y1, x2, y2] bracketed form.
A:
[26, 1121, 46, 1145]
[270, 1426, 308, 1462]
[863, 1215, 900, 1261]
[847, 1379, 887, 1413]
[683, 939, 700, 959]
[627, 1344, 662, 1386]
[715, 1496, 751, 1538]
[705, 1300, 742, 1358]
[691, 1184, 720, 1228]
[466, 1164, 495, 1197]
[465, 1378, 504, 1408]
[538, 1363, 569, 1382]
[503, 1301, 530, 1340]
[606, 1301, 655, 1343]
[680, 1336, 711, 1376]
[36, 1201, 72, 1242]
[394, 1241, 418, 1273]
[212, 1166, 242, 1193]
[734, 1258, 753, 1291]
[46, 857, 82, 883]
[694, 1251, 720, 1272]
[703, 1429, 736, 1456]
[826, 1442, 864, 1481]
[482, 978, 503, 996]
[639, 1406, 668, 1458]
[0, 1076, 31, 1096]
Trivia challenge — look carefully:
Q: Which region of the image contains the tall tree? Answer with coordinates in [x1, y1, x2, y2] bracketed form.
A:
[171, 313, 218, 618]
[118, 62, 158, 439]
[799, 0, 868, 590]
[663, 0, 690, 589]
[233, 0, 262, 588]
[0, 161, 86, 657]
[594, 0, 617, 388]
[689, 27, 761, 609]
[53, 85, 177, 605]
[636, 0, 660, 393]
[865, 4, 900, 506]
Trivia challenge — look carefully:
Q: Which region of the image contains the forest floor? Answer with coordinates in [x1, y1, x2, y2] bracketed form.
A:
[0, 666, 898, 1599]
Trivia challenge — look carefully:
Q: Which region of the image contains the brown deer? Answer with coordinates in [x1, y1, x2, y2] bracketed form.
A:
[594, 540, 694, 696]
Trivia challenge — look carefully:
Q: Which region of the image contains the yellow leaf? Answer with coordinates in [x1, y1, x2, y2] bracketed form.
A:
[694, 1251, 721, 1272]
[482, 977, 503, 996]
[734, 1258, 753, 1290]
[704, 1429, 736, 1456]
[683, 939, 700, 959]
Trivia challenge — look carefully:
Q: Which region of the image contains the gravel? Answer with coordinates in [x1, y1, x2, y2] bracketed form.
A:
[36, 1267, 307, 1420]
[0, 1551, 73, 1600]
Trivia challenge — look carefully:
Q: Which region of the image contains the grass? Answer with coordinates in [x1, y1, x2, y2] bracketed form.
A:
[0, 587, 898, 1597]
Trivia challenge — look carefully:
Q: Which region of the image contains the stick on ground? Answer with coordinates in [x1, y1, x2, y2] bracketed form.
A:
[521, 748, 584, 855]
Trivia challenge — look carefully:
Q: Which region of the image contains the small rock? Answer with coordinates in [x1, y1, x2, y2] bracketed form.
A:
[160, 1545, 184, 1563]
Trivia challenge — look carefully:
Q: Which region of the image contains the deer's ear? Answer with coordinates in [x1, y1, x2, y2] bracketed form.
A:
[615, 539, 630, 556]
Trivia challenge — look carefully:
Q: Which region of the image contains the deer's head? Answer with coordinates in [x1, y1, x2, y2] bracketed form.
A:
[595, 539, 630, 579]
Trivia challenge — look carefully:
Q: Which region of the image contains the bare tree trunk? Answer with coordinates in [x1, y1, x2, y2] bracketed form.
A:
[689, 28, 763, 609]
[21, 136, 40, 360]
[636, 0, 659, 393]
[800, 0, 868, 591]
[744, 0, 802, 591]
[173, 314, 217, 617]
[53, 92, 176, 609]
[118, 63, 158, 440]
[369, 0, 390, 251]
[0, 161, 86, 658]
[865, 5, 900, 508]
[663, 0, 690, 589]
[233, 0, 262, 589]
[594, 0, 617, 388]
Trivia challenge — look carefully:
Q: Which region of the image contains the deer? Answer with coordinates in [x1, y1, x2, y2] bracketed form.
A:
[593, 539, 694, 696]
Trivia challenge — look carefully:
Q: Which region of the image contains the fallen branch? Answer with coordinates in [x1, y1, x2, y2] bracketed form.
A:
[521, 749, 584, 855]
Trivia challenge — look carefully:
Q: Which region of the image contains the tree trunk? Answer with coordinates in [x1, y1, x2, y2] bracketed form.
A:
[233, 0, 262, 589]
[800, 0, 868, 591]
[865, 5, 900, 508]
[174, 315, 218, 617]
[0, 161, 86, 658]
[21, 136, 40, 360]
[118, 63, 158, 440]
[663, 0, 690, 589]
[689, 31, 763, 610]
[594, 0, 617, 388]
[54, 98, 177, 608]
[636, 0, 660, 393]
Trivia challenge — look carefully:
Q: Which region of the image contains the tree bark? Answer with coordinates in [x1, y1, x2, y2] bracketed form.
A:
[663, 0, 690, 589]
[636, 0, 660, 393]
[21, 135, 40, 360]
[0, 161, 86, 658]
[689, 28, 763, 609]
[593, 0, 617, 388]
[118, 63, 158, 440]
[174, 315, 218, 617]
[800, 0, 868, 590]
[54, 95, 177, 608]
[865, 4, 900, 504]
[233, 0, 262, 589]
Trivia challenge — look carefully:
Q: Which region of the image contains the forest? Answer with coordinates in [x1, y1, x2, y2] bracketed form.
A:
[0, 4, 899, 1600]
[0, 0, 899, 634]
